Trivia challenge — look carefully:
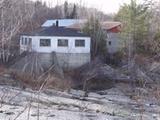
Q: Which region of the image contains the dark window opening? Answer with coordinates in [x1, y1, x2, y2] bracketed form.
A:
[75, 40, 85, 47]
[40, 39, 51, 46]
[21, 37, 24, 45]
[29, 38, 32, 45]
[108, 41, 112, 45]
[58, 39, 68, 47]
[25, 38, 28, 45]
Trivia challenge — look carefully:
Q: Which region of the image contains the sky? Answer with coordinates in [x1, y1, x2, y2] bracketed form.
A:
[32, 0, 146, 14]
[63, 0, 131, 14]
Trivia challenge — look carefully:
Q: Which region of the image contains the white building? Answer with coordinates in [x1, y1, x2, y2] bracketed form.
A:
[20, 21, 91, 69]
[19, 19, 121, 69]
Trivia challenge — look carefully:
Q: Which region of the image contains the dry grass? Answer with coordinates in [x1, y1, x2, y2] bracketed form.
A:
[0, 65, 8, 75]
[9, 70, 72, 91]
[44, 75, 72, 91]
[10, 70, 40, 89]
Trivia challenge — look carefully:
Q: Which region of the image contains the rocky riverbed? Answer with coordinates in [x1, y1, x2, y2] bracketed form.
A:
[0, 83, 160, 120]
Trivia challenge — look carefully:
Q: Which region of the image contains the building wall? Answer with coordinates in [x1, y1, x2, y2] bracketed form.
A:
[20, 36, 90, 54]
[20, 35, 31, 53]
[107, 33, 120, 54]
[56, 53, 90, 69]
[20, 35, 91, 69]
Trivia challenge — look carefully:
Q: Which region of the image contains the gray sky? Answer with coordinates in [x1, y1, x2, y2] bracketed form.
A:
[32, 0, 149, 14]
[64, 0, 131, 13]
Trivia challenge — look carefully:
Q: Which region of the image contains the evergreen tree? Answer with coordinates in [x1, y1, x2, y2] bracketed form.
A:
[70, 4, 77, 19]
[115, 0, 150, 54]
[64, 1, 69, 18]
[83, 16, 107, 59]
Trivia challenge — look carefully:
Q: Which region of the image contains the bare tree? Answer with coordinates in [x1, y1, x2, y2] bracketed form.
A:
[0, 0, 35, 63]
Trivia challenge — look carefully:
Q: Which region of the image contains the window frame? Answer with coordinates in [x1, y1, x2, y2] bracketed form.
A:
[75, 39, 85, 47]
[57, 39, 68, 47]
[40, 39, 51, 47]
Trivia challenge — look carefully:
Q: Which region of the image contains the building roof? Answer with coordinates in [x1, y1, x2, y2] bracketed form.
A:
[22, 26, 89, 37]
[66, 22, 85, 30]
[22, 19, 121, 37]
[66, 21, 121, 31]
[42, 19, 85, 27]
[42, 19, 121, 31]
[101, 21, 121, 30]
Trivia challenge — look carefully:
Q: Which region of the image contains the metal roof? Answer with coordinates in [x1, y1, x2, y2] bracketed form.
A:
[42, 19, 121, 30]
[67, 21, 121, 31]
[42, 19, 85, 27]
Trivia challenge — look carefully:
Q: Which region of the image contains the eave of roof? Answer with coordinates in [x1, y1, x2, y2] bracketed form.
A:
[101, 21, 121, 30]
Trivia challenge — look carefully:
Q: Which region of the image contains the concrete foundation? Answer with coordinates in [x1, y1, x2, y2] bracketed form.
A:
[38, 53, 90, 69]
[56, 53, 90, 69]
[11, 52, 90, 72]
[38, 53, 54, 69]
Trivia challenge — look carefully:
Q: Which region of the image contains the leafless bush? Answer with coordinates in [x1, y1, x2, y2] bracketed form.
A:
[44, 74, 72, 91]
[10, 70, 72, 91]
[10, 70, 39, 89]
[0, 65, 7, 74]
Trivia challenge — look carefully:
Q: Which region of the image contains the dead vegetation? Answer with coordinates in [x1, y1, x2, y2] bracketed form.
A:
[0, 54, 159, 120]
[7, 52, 72, 91]
[4, 53, 160, 93]
[72, 57, 130, 90]
[9, 70, 72, 91]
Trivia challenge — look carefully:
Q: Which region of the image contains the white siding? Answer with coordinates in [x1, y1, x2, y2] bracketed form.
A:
[20, 35, 29, 52]
[20, 36, 91, 54]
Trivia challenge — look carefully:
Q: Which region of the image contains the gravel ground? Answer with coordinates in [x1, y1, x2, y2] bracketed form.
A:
[0, 82, 160, 120]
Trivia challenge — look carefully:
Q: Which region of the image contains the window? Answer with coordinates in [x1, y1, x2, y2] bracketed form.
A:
[58, 39, 68, 47]
[108, 41, 112, 45]
[40, 39, 51, 46]
[25, 38, 28, 45]
[75, 39, 85, 47]
[28, 38, 32, 45]
[21, 37, 24, 45]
